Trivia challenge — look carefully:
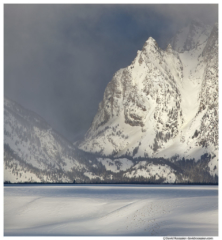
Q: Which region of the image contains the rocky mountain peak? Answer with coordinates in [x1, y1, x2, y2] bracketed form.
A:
[165, 43, 173, 53]
[171, 20, 212, 53]
[79, 20, 218, 177]
[142, 37, 159, 53]
[202, 22, 218, 59]
[145, 36, 158, 45]
[189, 18, 202, 27]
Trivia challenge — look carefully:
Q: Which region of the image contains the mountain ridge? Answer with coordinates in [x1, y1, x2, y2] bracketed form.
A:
[4, 20, 218, 184]
[78, 20, 218, 178]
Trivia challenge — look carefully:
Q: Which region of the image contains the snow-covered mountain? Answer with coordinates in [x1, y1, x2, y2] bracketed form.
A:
[4, 97, 107, 183]
[4, 20, 218, 184]
[78, 20, 218, 179]
[4, 95, 217, 184]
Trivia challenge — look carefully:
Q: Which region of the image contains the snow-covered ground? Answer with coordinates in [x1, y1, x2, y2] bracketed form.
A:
[4, 184, 218, 236]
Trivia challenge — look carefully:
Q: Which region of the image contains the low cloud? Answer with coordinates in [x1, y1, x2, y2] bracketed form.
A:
[4, 4, 218, 141]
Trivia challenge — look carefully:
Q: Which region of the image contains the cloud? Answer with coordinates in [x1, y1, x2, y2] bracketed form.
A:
[4, 4, 218, 141]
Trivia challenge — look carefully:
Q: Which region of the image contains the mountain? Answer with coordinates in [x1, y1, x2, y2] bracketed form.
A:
[78, 20, 218, 180]
[4, 20, 218, 184]
[4, 97, 107, 183]
[4, 95, 217, 184]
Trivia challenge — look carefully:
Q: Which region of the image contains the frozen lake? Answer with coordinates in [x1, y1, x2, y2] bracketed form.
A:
[4, 184, 218, 236]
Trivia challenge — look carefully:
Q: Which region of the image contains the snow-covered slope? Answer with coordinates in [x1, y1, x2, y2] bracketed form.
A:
[4, 185, 218, 236]
[4, 97, 100, 183]
[79, 20, 218, 178]
[4, 96, 217, 184]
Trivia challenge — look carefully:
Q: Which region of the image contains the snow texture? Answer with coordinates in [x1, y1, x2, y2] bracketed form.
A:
[4, 184, 218, 236]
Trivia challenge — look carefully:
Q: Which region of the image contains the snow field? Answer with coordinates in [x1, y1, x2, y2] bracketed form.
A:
[4, 184, 218, 236]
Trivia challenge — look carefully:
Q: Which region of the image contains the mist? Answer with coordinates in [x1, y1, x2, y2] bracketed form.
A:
[4, 4, 218, 141]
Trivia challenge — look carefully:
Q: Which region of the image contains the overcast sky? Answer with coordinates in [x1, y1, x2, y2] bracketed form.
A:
[4, 4, 218, 141]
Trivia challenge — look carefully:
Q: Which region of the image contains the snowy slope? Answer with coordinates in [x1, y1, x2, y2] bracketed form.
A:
[4, 96, 217, 184]
[4, 97, 103, 183]
[4, 185, 218, 236]
[78, 20, 218, 178]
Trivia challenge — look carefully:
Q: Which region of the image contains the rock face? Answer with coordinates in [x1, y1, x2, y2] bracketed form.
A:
[79, 20, 218, 178]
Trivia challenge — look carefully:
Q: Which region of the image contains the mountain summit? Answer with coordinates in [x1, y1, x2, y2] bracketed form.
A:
[78, 21, 218, 178]
[4, 21, 218, 184]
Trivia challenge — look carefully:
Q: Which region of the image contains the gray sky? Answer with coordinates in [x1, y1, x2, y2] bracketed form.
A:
[4, 4, 218, 141]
